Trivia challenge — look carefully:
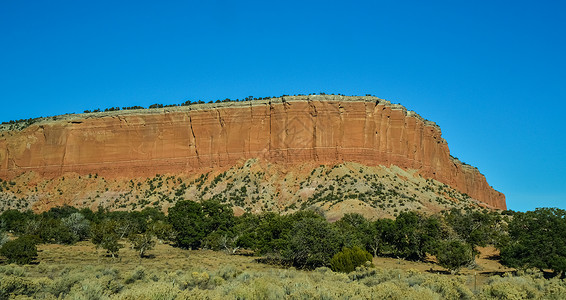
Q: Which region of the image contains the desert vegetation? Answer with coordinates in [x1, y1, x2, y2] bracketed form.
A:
[1, 201, 566, 298]
[0, 162, 484, 220]
[3, 255, 566, 300]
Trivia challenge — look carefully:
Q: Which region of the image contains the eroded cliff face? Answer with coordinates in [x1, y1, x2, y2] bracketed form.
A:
[0, 95, 506, 210]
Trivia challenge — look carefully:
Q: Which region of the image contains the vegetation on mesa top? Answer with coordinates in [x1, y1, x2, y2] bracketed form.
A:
[1, 200, 565, 279]
[0, 93, 386, 131]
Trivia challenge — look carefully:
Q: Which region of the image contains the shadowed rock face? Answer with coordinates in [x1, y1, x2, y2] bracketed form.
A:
[0, 95, 506, 210]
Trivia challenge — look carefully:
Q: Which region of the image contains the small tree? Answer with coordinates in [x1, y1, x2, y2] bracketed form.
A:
[436, 239, 474, 274]
[0, 209, 34, 234]
[391, 212, 443, 261]
[168, 200, 205, 249]
[129, 231, 155, 258]
[334, 213, 369, 249]
[0, 235, 38, 265]
[444, 208, 506, 255]
[252, 212, 291, 255]
[168, 200, 234, 249]
[366, 218, 395, 257]
[62, 212, 90, 241]
[201, 199, 235, 239]
[283, 216, 341, 269]
[330, 246, 373, 273]
[91, 220, 123, 258]
[500, 208, 566, 276]
[232, 213, 261, 250]
[24, 218, 72, 244]
[150, 220, 175, 243]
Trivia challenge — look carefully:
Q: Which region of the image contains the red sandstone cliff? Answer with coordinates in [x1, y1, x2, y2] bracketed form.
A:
[0, 95, 506, 210]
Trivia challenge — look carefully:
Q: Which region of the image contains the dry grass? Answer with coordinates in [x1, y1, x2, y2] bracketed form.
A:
[34, 241, 279, 275]
[1, 242, 563, 299]
[32, 242, 512, 281]
[372, 246, 514, 286]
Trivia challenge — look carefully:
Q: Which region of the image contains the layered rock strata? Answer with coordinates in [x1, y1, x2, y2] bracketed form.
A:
[0, 95, 506, 210]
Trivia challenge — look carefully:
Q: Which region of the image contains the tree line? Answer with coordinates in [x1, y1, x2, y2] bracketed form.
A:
[0, 202, 565, 275]
[2, 93, 374, 131]
[1, 93, 369, 130]
[80, 93, 354, 115]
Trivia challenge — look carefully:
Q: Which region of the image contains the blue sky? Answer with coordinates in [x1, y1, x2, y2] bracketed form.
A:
[1, 0, 565, 211]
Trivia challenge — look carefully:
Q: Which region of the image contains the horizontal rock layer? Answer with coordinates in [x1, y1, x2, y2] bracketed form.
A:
[0, 96, 506, 210]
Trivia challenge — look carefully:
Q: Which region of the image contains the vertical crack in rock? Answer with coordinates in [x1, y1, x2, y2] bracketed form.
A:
[60, 133, 68, 175]
[5, 146, 16, 169]
[308, 100, 318, 117]
[268, 101, 273, 153]
[248, 102, 257, 156]
[216, 109, 227, 156]
[401, 112, 407, 161]
[187, 114, 200, 164]
[363, 102, 369, 151]
[117, 115, 129, 128]
[0, 143, 5, 170]
[283, 101, 289, 162]
[40, 126, 47, 143]
[216, 109, 225, 128]
[308, 100, 318, 160]
[338, 102, 345, 158]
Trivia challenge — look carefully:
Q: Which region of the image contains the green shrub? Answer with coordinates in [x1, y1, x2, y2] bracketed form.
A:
[0, 274, 40, 298]
[113, 281, 178, 300]
[129, 232, 155, 258]
[479, 273, 557, 299]
[66, 278, 107, 300]
[501, 208, 566, 274]
[168, 200, 234, 250]
[215, 265, 241, 280]
[62, 212, 90, 241]
[330, 246, 373, 273]
[436, 239, 474, 274]
[0, 209, 34, 235]
[0, 264, 26, 276]
[231, 277, 285, 300]
[48, 271, 84, 298]
[283, 216, 341, 269]
[0, 235, 38, 265]
[125, 266, 146, 284]
[177, 271, 224, 290]
[90, 220, 123, 258]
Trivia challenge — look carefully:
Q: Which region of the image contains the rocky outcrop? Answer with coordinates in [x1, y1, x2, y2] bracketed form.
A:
[0, 95, 506, 210]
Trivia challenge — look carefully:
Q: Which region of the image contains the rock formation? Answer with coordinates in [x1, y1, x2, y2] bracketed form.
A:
[0, 95, 506, 210]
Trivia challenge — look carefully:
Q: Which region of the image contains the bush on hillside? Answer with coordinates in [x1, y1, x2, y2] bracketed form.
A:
[90, 220, 123, 258]
[282, 216, 341, 269]
[62, 212, 90, 242]
[501, 208, 566, 275]
[0, 209, 34, 235]
[168, 200, 234, 250]
[0, 235, 39, 265]
[330, 246, 373, 273]
[390, 212, 443, 261]
[436, 239, 474, 274]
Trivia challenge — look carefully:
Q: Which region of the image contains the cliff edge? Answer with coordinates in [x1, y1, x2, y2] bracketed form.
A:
[0, 95, 506, 210]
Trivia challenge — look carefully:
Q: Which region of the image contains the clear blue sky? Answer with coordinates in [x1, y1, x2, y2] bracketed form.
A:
[1, 0, 565, 211]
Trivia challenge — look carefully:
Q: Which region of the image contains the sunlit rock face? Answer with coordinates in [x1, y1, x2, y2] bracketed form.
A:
[0, 95, 505, 210]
